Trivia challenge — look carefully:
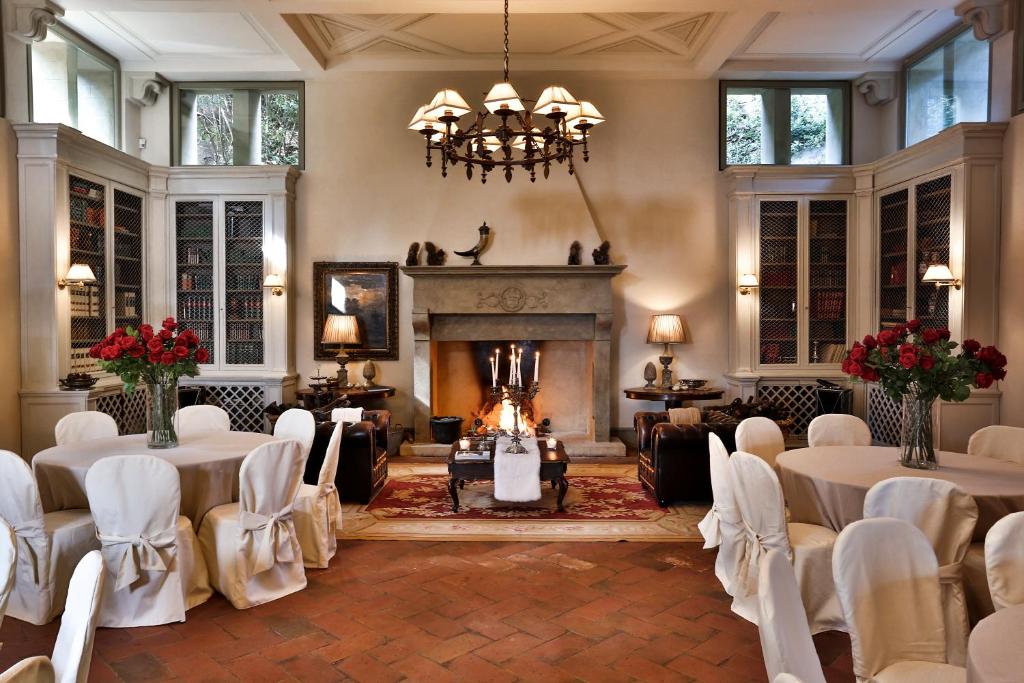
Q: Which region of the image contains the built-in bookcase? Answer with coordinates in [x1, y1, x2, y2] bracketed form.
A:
[808, 200, 847, 364]
[175, 201, 217, 364]
[224, 201, 265, 366]
[758, 200, 799, 365]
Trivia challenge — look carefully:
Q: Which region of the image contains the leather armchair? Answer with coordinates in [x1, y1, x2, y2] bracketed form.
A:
[304, 410, 391, 504]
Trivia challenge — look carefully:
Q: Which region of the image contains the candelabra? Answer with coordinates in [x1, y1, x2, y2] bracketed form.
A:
[491, 381, 539, 454]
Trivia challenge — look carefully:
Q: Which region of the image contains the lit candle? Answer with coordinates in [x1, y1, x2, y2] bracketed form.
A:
[534, 351, 540, 383]
[509, 345, 516, 383]
[459, 438, 471, 451]
[491, 349, 498, 387]
[546, 436, 557, 449]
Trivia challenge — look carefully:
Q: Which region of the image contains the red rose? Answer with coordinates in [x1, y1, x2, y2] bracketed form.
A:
[993, 367, 1007, 380]
[118, 335, 137, 349]
[147, 337, 164, 353]
[849, 344, 867, 362]
[160, 351, 176, 366]
[138, 324, 154, 340]
[922, 329, 940, 344]
[906, 320, 921, 332]
[963, 339, 981, 354]
[878, 330, 898, 346]
[173, 344, 188, 358]
[159, 329, 173, 341]
[89, 343, 104, 359]
[162, 317, 177, 331]
[195, 348, 209, 364]
[919, 355, 935, 371]
[975, 372, 994, 389]
[113, 327, 126, 338]
[862, 367, 880, 382]
[899, 353, 917, 369]
[938, 328, 951, 340]
[899, 343, 917, 356]
[100, 346, 121, 360]
[127, 345, 145, 358]
[841, 358, 853, 374]
[978, 346, 1008, 369]
[847, 361, 863, 376]
[148, 353, 162, 364]
[862, 335, 878, 349]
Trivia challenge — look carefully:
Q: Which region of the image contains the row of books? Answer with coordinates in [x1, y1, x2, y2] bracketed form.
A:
[811, 291, 845, 320]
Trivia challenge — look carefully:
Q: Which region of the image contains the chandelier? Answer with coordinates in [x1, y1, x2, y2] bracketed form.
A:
[407, 0, 604, 184]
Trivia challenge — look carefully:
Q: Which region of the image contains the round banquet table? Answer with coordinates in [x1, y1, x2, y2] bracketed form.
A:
[967, 605, 1024, 682]
[33, 432, 278, 528]
[777, 446, 1024, 542]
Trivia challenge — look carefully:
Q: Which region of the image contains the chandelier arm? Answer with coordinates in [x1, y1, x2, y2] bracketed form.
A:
[442, 152, 569, 167]
[503, 0, 510, 82]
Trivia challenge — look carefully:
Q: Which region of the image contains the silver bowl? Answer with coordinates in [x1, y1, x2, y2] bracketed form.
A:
[678, 379, 708, 390]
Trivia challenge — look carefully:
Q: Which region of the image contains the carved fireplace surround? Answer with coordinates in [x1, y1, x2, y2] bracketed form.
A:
[402, 265, 626, 444]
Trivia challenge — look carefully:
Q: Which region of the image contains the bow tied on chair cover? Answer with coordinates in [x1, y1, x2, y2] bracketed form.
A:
[736, 523, 791, 596]
[319, 483, 342, 528]
[96, 527, 177, 591]
[11, 518, 47, 584]
[698, 502, 724, 549]
[240, 505, 296, 575]
[938, 562, 962, 584]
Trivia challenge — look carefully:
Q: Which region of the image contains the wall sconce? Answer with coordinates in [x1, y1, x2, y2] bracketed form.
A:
[57, 264, 97, 290]
[922, 264, 961, 290]
[262, 274, 285, 296]
[738, 273, 759, 295]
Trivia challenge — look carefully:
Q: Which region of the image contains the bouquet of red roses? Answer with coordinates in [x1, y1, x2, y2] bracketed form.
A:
[89, 317, 209, 393]
[841, 320, 1007, 403]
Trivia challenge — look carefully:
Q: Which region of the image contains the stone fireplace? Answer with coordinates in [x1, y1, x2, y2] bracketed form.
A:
[402, 265, 626, 447]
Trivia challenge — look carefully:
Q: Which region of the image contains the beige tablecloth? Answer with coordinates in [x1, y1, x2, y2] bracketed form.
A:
[33, 432, 277, 527]
[777, 446, 1024, 541]
[967, 605, 1024, 682]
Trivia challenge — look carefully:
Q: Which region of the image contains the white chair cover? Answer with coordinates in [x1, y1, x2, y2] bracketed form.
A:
[807, 414, 871, 448]
[833, 517, 964, 683]
[174, 405, 230, 438]
[331, 407, 363, 424]
[758, 549, 827, 683]
[53, 412, 118, 447]
[698, 433, 744, 598]
[967, 426, 1024, 465]
[774, 676, 807, 683]
[985, 511, 1024, 610]
[735, 417, 785, 468]
[273, 409, 316, 463]
[198, 440, 307, 609]
[85, 456, 211, 627]
[863, 477, 977, 665]
[51, 550, 104, 683]
[294, 422, 343, 569]
[729, 451, 842, 633]
[0, 519, 15, 636]
[0, 451, 97, 625]
[961, 542, 993, 622]
[0, 657, 55, 683]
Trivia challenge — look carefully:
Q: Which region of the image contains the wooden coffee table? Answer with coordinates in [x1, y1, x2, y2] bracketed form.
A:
[447, 439, 570, 513]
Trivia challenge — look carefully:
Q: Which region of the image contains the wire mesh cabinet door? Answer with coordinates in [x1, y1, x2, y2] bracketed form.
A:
[112, 185, 145, 334]
[174, 199, 218, 366]
[222, 199, 266, 367]
[68, 173, 109, 375]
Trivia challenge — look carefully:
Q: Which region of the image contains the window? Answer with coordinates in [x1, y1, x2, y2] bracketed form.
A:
[172, 82, 304, 167]
[29, 24, 119, 147]
[720, 81, 850, 168]
[904, 28, 990, 147]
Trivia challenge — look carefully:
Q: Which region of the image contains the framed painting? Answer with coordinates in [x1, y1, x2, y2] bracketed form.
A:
[313, 262, 399, 361]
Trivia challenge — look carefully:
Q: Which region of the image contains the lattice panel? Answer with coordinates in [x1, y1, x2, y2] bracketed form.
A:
[196, 384, 266, 433]
[868, 385, 902, 446]
[759, 200, 799, 365]
[95, 388, 148, 435]
[915, 175, 951, 330]
[808, 199, 847, 364]
[757, 383, 817, 436]
[224, 201, 264, 366]
[176, 201, 216, 364]
[69, 175, 107, 375]
[878, 189, 909, 329]
[113, 189, 144, 331]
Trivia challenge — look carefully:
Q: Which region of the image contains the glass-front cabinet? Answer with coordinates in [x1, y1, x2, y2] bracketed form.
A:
[756, 196, 849, 369]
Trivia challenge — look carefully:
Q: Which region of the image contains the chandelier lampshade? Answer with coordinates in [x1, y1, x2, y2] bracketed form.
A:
[408, 0, 603, 184]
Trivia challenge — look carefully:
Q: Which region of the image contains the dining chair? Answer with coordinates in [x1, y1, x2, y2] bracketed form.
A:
[174, 405, 231, 438]
[757, 549, 827, 683]
[85, 456, 211, 627]
[198, 440, 307, 609]
[698, 433, 743, 596]
[729, 451, 844, 634]
[0, 450, 98, 625]
[832, 517, 965, 683]
[967, 425, 1024, 465]
[273, 408, 316, 463]
[294, 422, 343, 568]
[0, 657, 55, 683]
[735, 417, 785, 468]
[0, 519, 15, 636]
[863, 477, 977, 665]
[984, 511, 1024, 610]
[53, 412, 118, 447]
[806, 414, 871, 448]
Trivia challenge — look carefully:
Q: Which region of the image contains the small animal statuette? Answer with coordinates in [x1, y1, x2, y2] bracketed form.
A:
[425, 242, 447, 266]
[454, 222, 491, 265]
[568, 241, 582, 265]
[405, 242, 420, 266]
[592, 240, 611, 265]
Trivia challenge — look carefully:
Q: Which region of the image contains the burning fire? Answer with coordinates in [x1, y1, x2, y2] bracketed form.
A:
[475, 389, 537, 436]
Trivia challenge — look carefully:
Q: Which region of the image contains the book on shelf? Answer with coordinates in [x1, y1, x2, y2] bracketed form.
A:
[70, 290, 101, 317]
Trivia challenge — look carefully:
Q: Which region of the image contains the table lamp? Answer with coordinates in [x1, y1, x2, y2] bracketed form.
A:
[322, 314, 361, 387]
[647, 314, 689, 388]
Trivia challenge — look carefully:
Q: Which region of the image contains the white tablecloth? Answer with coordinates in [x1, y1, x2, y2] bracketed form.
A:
[967, 605, 1024, 682]
[33, 432, 277, 527]
[777, 446, 1024, 541]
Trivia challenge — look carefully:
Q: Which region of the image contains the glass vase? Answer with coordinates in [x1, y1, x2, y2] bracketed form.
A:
[146, 376, 179, 449]
[899, 391, 937, 469]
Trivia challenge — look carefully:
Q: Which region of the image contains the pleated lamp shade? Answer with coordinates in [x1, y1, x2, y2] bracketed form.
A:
[322, 315, 361, 345]
[646, 314, 689, 345]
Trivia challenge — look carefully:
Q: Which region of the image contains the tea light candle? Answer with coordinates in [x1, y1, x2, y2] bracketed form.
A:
[546, 437, 557, 449]
[459, 438, 471, 451]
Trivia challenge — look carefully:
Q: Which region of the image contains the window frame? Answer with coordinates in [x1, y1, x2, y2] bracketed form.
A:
[170, 81, 305, 169]
[719, 79, 852, 170]
[900, 24, 992, 149]
[26, 21, 122, 148]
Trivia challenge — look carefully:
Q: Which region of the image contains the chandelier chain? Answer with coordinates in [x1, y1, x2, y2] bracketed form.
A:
[503, 0, 510, 82]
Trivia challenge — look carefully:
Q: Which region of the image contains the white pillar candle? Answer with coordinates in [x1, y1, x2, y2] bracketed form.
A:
[509, 345, 516, 383]
[459, 438, 471, 451]
[546, 437, 557, 449]
[534, 351, 540, 383]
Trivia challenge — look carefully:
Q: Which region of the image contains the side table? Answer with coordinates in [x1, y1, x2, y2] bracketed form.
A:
[297, 385, 396, 410]
[623, 386, 725, 410]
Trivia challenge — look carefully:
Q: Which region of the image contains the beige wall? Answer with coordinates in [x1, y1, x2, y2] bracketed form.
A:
[998, 113, 1023, 426]
[296, 71, 728, 431]
[0, 119, 22, 452]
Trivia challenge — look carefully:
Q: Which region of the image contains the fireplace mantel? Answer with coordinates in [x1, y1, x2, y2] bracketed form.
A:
[402, 264, 626, 443]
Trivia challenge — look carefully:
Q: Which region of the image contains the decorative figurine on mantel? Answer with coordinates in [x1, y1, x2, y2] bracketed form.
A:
[425, 241, 446, 265]
[568, 241, 582, 265]
[405, 242, 420, 266]
[592, 240, 611, 265]
[643, 362, 658, 388]
[362, 360, 377, 387]
[454, 222, 491, 265]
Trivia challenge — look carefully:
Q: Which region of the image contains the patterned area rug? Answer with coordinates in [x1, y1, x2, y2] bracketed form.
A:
[340, 463, 708, 542]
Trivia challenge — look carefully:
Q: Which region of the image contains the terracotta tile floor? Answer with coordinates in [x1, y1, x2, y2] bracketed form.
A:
[0, 541, 854, 682]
